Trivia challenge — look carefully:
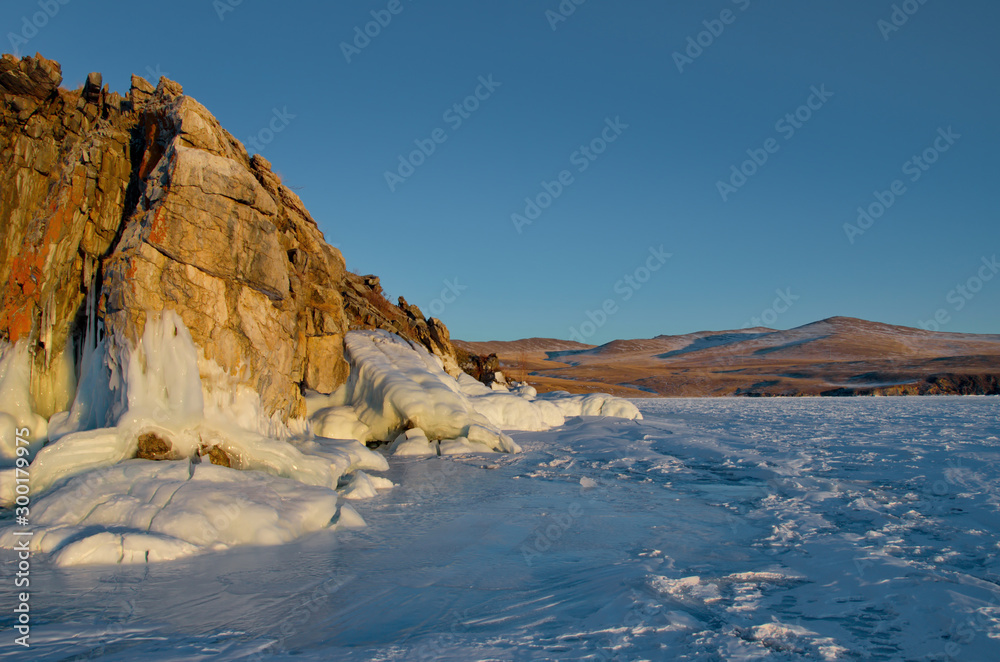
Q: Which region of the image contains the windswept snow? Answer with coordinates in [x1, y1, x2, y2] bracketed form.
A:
[1, 315, 640, 566]
[460, 374, 643, 432]
[3, 396, 997, 660]
[0, 460, 348, 567]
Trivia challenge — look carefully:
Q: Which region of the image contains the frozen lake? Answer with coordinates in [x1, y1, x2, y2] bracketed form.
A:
[3, 397, 999, 660]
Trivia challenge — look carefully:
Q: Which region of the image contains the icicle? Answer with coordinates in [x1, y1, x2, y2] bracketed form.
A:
[122, 310, 205, 423]
[41, 290, 55, 367]
[80, 274, 98, 378]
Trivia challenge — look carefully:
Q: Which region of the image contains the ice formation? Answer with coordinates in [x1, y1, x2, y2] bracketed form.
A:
[0, 314, 641, 566]
[0, 460, 349, 566]
[0, 341, 49, 464]
[321, 330, 641, 454]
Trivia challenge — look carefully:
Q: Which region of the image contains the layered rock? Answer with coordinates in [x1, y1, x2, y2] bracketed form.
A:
[0, 53, 131, 419]
[0, 53, 460, 423]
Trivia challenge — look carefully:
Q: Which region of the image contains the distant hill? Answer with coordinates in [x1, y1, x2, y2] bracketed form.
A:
[453, 338, 594, 356]
[457, 317, 1000, 397]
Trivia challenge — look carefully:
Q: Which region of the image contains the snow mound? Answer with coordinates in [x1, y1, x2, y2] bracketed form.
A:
[293, 436, 389, 475]
[338, 470, 393, 500]
[5, 413, 352, 505]
[389, 428, 439, 456]
[310, 405, 372, 442]
[455, 370, 642, 432]
[439, 436, 495, 455]
[335, 503, 367, 529]
[328, 330, 639, 447]
[0, 460, 340, 566]
[332, 331, 520, 453]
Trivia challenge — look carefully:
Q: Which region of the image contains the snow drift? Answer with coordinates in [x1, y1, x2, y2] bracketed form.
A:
[322, 330, 641, 451]
[0, 460, 351, 566]
[0, 314, 640, 566]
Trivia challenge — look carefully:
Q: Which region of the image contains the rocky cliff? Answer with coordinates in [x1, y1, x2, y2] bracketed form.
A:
[0, 53, 459, 423]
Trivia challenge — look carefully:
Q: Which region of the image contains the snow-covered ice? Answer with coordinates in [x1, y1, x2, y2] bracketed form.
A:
[0, 460, 348, 567]
[0, 316, 640, 566]
[322, 330, 641, 449]
[2, 396, 997, 660]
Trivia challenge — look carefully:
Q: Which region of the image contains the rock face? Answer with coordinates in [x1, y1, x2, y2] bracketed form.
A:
[0, 53, 460, 422]
[456, 348, 502, 386]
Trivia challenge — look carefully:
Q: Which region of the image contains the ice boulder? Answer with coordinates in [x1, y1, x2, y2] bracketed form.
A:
[326, 330, 640, 450]
[338, 470, 394, 500]
[310, 405, 372, 442]
[333, 331, 520, 452]
[389, 428, 439, 456]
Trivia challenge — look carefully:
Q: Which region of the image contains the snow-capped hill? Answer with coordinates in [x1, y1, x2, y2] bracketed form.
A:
[453, 338, 596, 356]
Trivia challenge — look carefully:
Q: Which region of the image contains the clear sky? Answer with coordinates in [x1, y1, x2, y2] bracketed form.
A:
[4, 0, 998, 343]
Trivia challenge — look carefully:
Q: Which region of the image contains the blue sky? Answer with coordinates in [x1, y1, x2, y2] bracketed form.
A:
[4, 0, 998, 342]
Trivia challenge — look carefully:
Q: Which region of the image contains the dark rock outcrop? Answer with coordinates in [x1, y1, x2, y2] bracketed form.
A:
[457, 348, 502, 386]
[821, 374, 1000, 397]
[198, 444, 232, 467]
[0, 53, 460, 422]
[135, 432, 180, 461]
